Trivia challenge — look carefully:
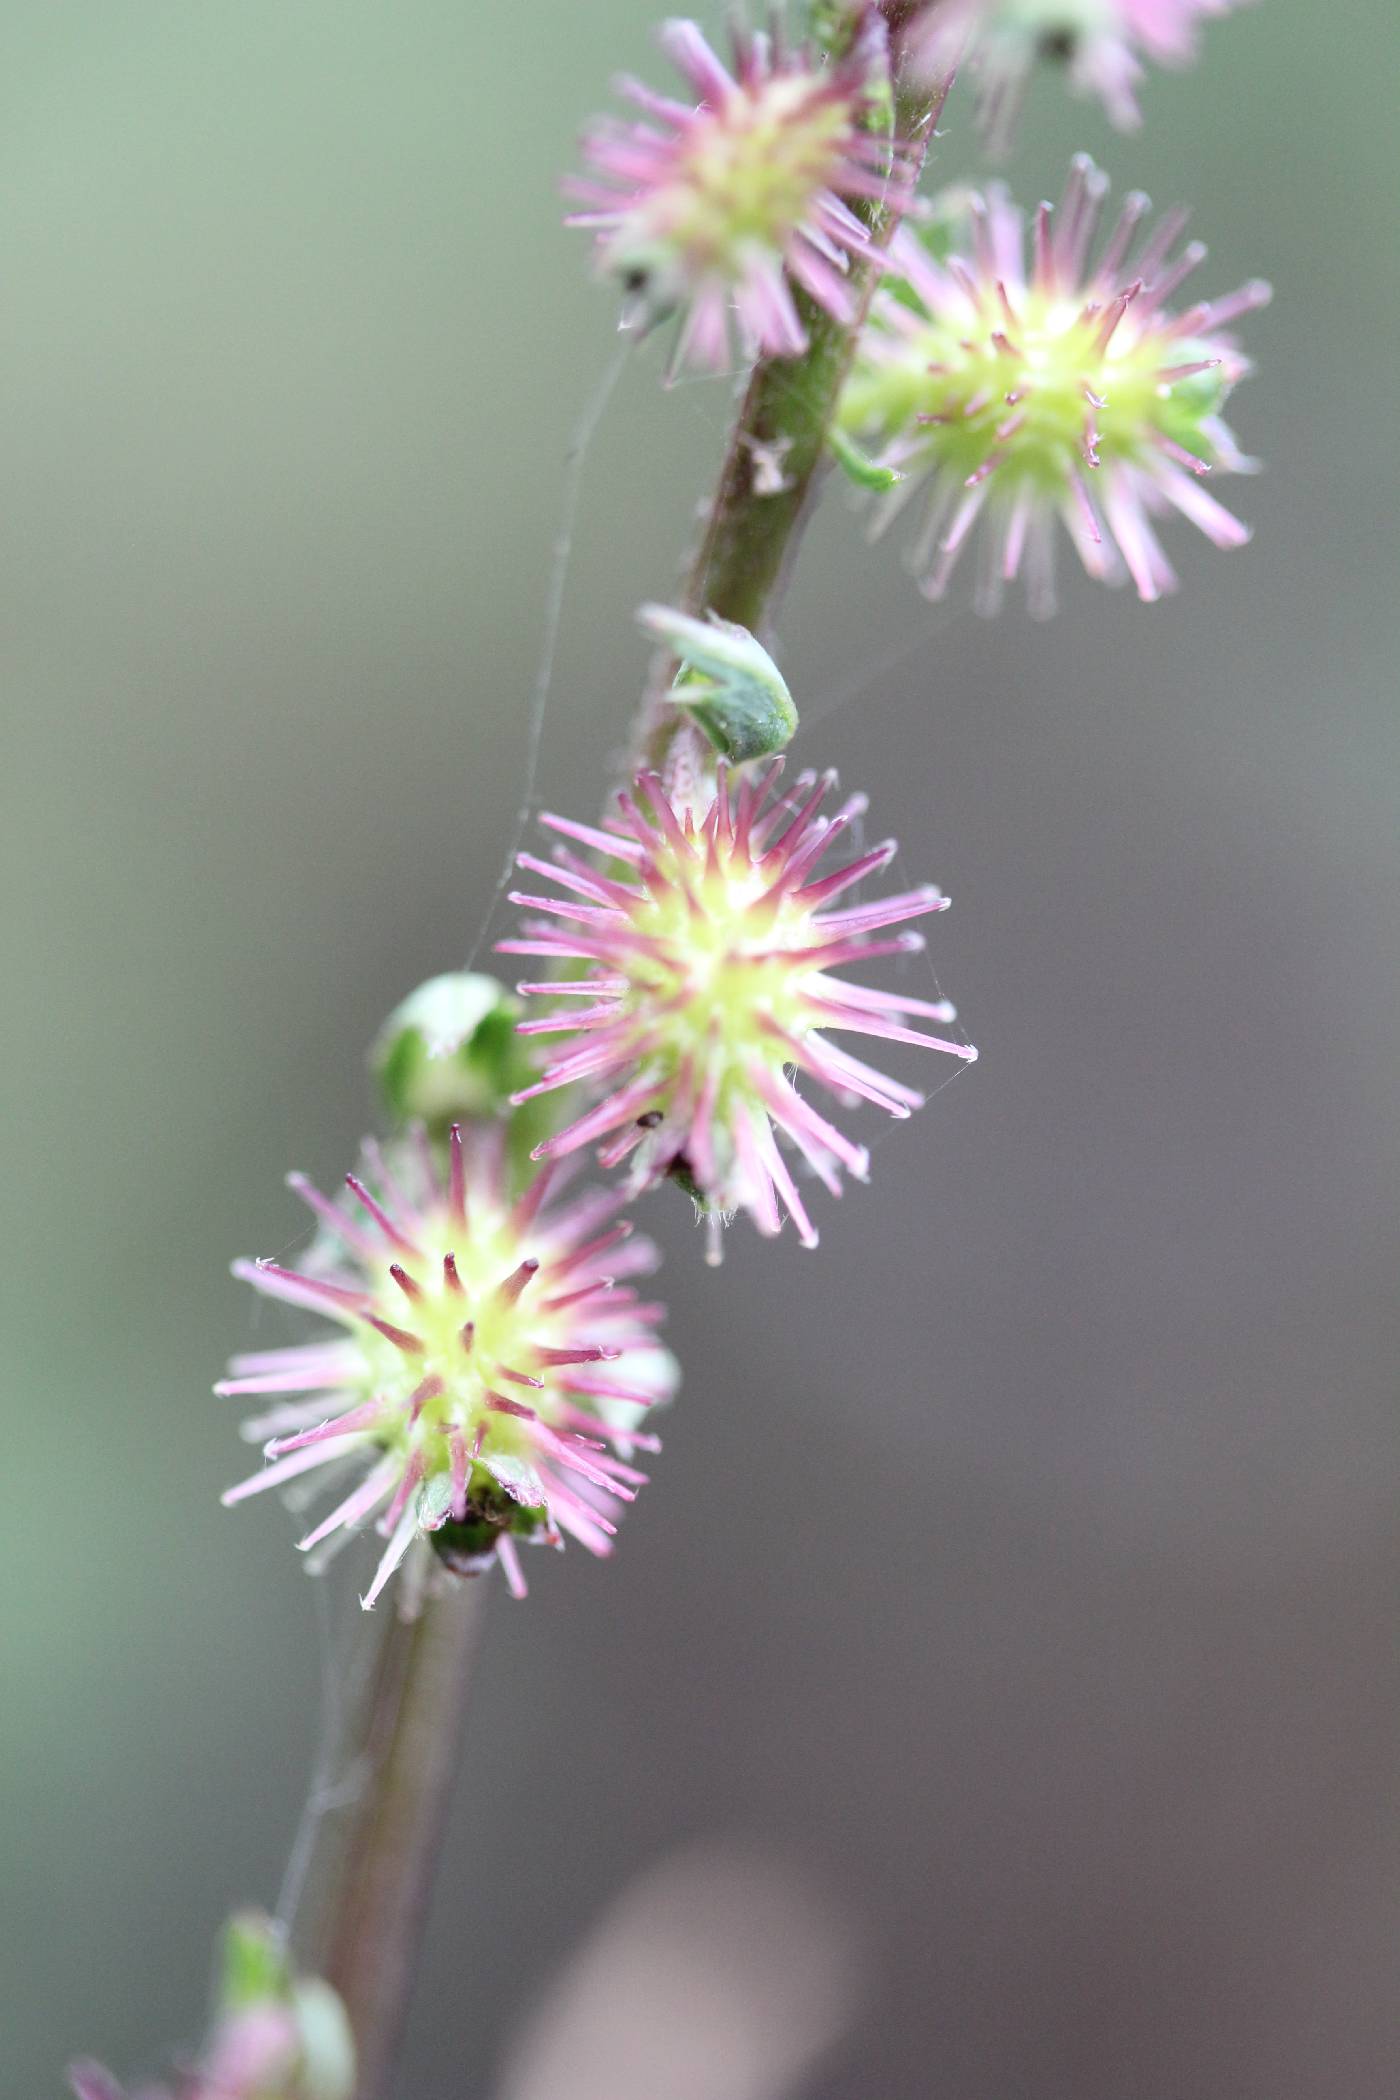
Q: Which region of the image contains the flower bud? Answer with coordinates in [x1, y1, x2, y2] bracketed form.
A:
[371, 973, 529, 1133]
[639, 602, 798, 764]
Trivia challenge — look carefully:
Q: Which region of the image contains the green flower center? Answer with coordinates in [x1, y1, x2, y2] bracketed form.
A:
[660, 77, 852, 265]
[351, 1207, 574, 1486]
[626, 843, 816, 1108]
[842, 284, 1230, 489]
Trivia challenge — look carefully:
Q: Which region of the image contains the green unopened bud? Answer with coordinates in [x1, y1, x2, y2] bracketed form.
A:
[218, 1911, 292, 2013]
[639, 602, 798, 764]
[289, 1980, 356, 2100]
[372, 973, 528, 1133]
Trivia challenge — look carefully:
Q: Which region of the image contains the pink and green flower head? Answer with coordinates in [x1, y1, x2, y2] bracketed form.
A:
[500, 761, 976, 1260]
[901, 0, 1244, 144]
[221, 1127, 675, 1607]
[70, 1912, 353, 2100]
[566, 14, 914, 374]
[836, 156, 1270, 613]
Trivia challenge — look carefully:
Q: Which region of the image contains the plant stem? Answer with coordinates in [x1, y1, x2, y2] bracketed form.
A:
[317, 1575, 487, 2100]
[632, 44, 952, 777]
[289, 30, 950, 2097]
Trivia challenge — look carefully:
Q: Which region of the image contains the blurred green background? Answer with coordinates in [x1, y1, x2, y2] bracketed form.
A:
[4, 3, 1398, 2095]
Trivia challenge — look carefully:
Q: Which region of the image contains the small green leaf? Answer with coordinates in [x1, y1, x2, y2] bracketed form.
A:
[828, 425, 904, 491]
[483, 1453, 548, 1508]
[638, 602, 798, 763]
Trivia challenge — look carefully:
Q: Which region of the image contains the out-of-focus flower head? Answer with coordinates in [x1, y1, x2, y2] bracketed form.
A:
[899, 0, 1244, 146]
[566, 12, 916, 375]
[500, 761, 975, 1260]
[221, 1129, 675, 1607]
[69, 1913, 353, 2100]
[837, 155, 1270, 612]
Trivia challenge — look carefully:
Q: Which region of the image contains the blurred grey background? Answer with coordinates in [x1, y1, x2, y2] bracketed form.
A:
[4, 2, 1399, 2095]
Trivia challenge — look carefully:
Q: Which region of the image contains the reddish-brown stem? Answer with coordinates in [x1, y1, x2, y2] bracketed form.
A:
[314, 1577, 487, 2100]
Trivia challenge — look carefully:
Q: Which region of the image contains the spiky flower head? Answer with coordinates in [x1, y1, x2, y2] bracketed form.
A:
[899, 0, 1242, 145]
[566, 14, 914, 375]
[837, 156, 1270, 613]
[500, 762, 976, 1259]
[221, 1128, 675, 1607]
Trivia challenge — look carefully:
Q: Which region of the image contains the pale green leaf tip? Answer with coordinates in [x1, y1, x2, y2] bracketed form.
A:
[828, 425, 904, 491]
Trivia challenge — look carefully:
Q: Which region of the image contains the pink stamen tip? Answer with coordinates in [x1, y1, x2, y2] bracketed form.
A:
[345, 1174, 419, 1255]
[240, 1260, 368, 1310]
[284, 1172, 380, 1258]
[409, 1375, 443, 1417]
[379, 1453, 425, 1539]
[448, 1123, 467, 1223]
[496, 1533, 529, 1599]
[368, 1315, 426, 1356]
[266, 1397, 384, 1455]
[486, 1392, 537, 1420]
[449, 1429, 471, 1521]
[498, 1257, 540, 1303]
